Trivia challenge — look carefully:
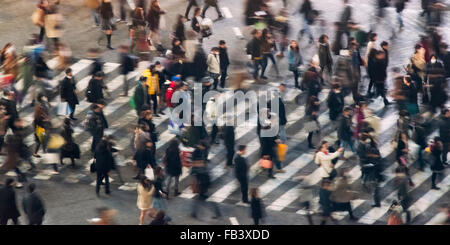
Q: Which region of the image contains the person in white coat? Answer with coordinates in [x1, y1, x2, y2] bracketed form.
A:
[207, 47, 221, 90]
[205, 95, 220, 144]
[315, 141, 343, 180]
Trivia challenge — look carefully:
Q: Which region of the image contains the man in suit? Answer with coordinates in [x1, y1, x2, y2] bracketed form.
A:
[0, 178, 21, 225]
[22, 183, 46, 225]
[60, 68, 79, 120]
[234, 145, 249, 203]
[218, 40, 230, 88]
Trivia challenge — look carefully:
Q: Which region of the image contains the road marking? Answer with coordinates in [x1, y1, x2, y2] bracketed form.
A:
[425, 212, 448, 225]
[222, 7, 233, 18]
[232, 27, 244, 39]
[229, 217, 239, 225]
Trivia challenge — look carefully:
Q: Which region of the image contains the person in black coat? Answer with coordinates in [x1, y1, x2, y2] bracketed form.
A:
[430, 137, 445, 190]
[134, 139, 156, 178]
[119, 45, 135, 96]
[371, 50, 390, 106]
[60, 68, 79, 120]
[219, 40, 230, 88]
[439, 109, 450, 165]
[22, 183, 45, 225]
[94, 138, 114, 196]
[223, 125, 235, 167]
[192, 44, 208, 82]
[0, 90, 19, 132]
[277, 84, 287, 143]
[60, 118, 80, 167]
[337, 107, 354, 155]
[328, 83, 344, 122]
[250, 188, 265, 225]
[88, 48, 104, 76]
[247, 29, 263, 80]
[87, 104, 108, 153]
[0, 178, 20, 225]
[34, 54, 50, 79]
[164, 139, 182, 197]
[86, 71, 106, 104]
[235, 145, 249, 203]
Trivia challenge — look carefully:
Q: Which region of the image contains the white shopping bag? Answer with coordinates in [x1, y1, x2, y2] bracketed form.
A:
[145, 167, 154, 180]
[57, 101, 72, 116]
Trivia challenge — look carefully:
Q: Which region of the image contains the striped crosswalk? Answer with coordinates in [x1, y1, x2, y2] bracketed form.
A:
[1, 52, 448, 225]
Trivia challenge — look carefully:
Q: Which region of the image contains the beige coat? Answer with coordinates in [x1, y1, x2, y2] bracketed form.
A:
[137, 184, 155, 210]
[315, 151, 340, 178]
[45, 13, 63, 38]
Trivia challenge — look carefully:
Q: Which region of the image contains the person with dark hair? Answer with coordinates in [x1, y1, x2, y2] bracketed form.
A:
[133, 76, 149, 116]
[207, 47, 221, 89]
[22, 183, 46, 225]
[60, 118, 80, 167]
[426, 137, 445, 190]
[318, 34, 333, 79]
[135, 138, 156, 179]
[86, 103, 108, 153]
[332, 0, 353, 55]
[426, 55, 447, 113]
[338, 107, 354, 158]
[371, 50, 390, 106]
[235, 145, 249, 203]
[33, 94, 51, 158]
[0, 178, 20, 225]
[298, 0, 315, 44]
[305, 96, 320, 149]
[86, 71, 106, 104]
[260, 29, 279, 79]
[119, 45, 136, 96]
[150, 210, 169, 225]
[0, 90, 19, 133]
[99, 0, 114, 49]
[137, 176, 155, 225]
[287, 40, 303, 89]
[173, 15, 187, 43]
[328, 83, 344, 123]
[60, 68, 79, 120]
[164, 139, 182, 197]
[218, 40, 230, 88]
[246, 29, 263, 81]
[88, 48, 104, 76]
[400, 75, 419, 116]
[94, 138, 114, 196]
[250, 188, 265, 225]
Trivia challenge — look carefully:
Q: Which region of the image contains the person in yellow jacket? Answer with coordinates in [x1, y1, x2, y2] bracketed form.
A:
[142, 65, 160, 115]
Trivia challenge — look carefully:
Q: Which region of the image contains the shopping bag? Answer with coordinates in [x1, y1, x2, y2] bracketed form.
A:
[129, 95, 136, 110]
[57, 101, 72, 116]
[277, 143, 288, 162]
[145, 167, 155, 180]
[47, 134, 65, 150]
[259, 158, 273, 169]
[36, 126, 46, 143]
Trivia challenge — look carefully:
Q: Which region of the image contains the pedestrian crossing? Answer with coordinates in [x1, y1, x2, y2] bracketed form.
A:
[1, 55, 448, 225]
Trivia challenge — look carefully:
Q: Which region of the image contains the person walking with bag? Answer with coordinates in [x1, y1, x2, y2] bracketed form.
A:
[315, 141, 343, 181]
[235, 145, 249, 203]
[22, 183, 46, 225]
[60, 68, 79, 120]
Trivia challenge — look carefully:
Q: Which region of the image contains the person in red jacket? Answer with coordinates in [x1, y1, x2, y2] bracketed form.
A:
[165, 76, 181, 109]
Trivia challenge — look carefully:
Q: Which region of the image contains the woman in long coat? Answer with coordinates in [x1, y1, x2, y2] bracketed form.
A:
[137, 176, 155, 225]
[99, 0, 114, 49]
[147, 0, 166, 48]
[0, 179, 21, 225]
[60, 118, 80, 167]
[164, 139, 182, 197]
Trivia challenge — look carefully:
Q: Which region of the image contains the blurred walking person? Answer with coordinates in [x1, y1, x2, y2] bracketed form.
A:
[22, 183, 46, 225]
[147, 0, 166, 51]
[250, 188, 265, 225]
[99, 0, 115, 49]
[94, 138, 114, 196]
[85, 0, 101, 27]
[315, 141, 343, 181]
[235, 145, 249, 203]
[164, 139, 182, 197]
[119, 45, 136, 96]
[394, 166, 412, 224]
[330, 168, 357, 221]
[185, 0, 199, 20]
[218, 40, 230, 88]
[60, 68, 79, 120]
[60, 118, 80, 168]
[86, 104, 108, 153]
[0, 178, 21, 225]
[201, 0, 224, 20]
[287, 40, 303, 89]
[439, 109, 449, 165]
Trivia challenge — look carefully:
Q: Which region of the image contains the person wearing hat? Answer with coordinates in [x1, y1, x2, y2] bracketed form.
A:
[86, 71, 106, 104]
[133, 76, 149, 116]
[60, 68, 79, 120]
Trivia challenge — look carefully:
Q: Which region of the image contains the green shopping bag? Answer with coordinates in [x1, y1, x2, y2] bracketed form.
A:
[129, 95, 136, 110]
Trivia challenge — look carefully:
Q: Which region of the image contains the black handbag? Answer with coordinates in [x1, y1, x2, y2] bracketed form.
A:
[90, 160, 96, 173]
